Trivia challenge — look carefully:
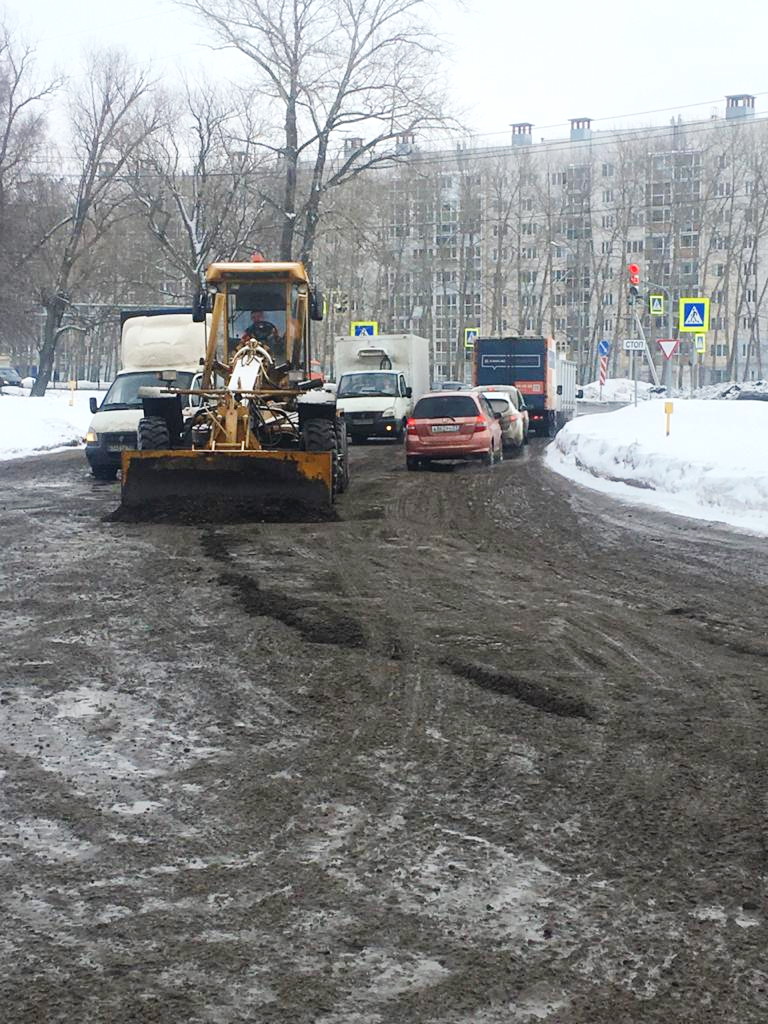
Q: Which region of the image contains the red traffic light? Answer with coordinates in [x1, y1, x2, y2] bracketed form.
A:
[627, 263, 640, 286]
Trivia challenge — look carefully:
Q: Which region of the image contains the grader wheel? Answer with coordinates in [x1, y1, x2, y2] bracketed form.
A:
[138, 416, 171, 450]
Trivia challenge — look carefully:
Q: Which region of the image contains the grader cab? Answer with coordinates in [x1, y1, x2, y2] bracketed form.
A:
[119, 260, 348, 517]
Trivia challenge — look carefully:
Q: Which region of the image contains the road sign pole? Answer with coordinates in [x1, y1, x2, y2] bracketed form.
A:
[631, 308, 660, 386]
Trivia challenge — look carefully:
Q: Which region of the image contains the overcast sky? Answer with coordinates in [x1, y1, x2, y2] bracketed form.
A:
[3, 0, 767, 142]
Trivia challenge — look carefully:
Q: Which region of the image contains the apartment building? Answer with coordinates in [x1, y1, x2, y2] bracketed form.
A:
[363, 95, 768, 385]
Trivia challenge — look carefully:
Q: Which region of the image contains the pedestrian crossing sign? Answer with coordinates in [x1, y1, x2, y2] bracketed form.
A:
[679, 298, 710, 333]
[464, 327, 479, 349]
[649, 294, 665, 316]
[351, 321, 378, 336]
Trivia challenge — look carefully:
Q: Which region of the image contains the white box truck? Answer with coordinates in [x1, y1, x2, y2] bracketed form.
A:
[334, 334, 430, 442]
[85, 310, 209, 479]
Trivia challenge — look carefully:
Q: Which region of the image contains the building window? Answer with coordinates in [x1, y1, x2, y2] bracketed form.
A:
[602, 163, 614, 177]
[602, 189, 614, 203]
[601, 215, 615, 228]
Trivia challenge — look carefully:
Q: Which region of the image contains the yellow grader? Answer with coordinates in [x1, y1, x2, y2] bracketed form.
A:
[119, 259, 348, 515]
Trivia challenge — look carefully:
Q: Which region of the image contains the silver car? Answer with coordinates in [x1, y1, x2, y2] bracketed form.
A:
[477, 389, 526, 449]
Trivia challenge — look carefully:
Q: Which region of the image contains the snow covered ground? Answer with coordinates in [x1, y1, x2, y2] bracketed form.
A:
[578, 377, 661, 403]
[548, 399, 768, 535]
[0, 388, 100, 460]
[579, 375, 768, 404]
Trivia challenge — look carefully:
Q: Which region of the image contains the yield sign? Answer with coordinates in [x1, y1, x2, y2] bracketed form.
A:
[657, 338, 679, 360]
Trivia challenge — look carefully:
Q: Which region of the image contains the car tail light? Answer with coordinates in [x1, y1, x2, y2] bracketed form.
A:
[406, 418, 418, 434]
[473, 416, 487, 433]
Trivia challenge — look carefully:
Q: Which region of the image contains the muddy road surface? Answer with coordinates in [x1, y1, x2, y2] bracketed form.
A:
[1, 443, 767, 1023]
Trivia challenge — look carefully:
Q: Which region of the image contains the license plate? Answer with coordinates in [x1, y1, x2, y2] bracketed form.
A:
[353, 417, 374, 423]
[432, 424, 460, 433]
[106, 443, 133, 451]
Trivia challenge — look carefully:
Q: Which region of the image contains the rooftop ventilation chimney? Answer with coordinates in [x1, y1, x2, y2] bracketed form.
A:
[570, 117, 592, 141]
[725, 94, 755, 120]
[510, 122, 533, 147]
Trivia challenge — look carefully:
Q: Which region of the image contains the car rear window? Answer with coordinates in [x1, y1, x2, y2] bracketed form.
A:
[413, 395, 479, 418]
[485, 397, 510, 414]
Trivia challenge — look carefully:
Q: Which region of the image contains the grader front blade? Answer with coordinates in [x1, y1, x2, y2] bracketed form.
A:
[120, 449, 334, 518]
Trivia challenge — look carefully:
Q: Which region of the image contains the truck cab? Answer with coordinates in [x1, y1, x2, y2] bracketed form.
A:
[84, 311, 209, 480]
[332, 334, 430, 442]
[335, 369, 412, 441]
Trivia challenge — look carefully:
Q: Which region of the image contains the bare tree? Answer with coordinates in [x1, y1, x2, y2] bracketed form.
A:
[0, 26, 59, 360]
[28, 51, 162, 395]
[128, 79, 270, 291]
[180, 0, 450, 274]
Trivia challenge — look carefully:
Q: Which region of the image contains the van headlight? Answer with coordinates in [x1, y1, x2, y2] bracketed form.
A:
[86, 430, 98, 444]
[380, 407, 395, 419]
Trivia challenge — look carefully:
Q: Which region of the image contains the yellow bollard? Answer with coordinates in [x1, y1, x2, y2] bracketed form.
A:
[664, 400, 674, 437]
[68, 379, 77, 406]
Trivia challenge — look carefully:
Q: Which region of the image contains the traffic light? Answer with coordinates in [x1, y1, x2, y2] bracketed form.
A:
[627, 263, 640, 302]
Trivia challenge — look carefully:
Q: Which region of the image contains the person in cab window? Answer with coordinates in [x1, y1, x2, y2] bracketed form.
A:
[241, 310, 279, 347]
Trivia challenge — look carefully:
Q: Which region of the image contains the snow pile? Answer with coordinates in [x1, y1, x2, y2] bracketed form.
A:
[0, 389, 100, 460]
[693, 379, 768, 400]
[578, 377, 661, 403]
[548, 400, 768, 534]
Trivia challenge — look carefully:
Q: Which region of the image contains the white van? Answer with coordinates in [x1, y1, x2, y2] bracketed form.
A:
[333, 334, 430, 442]
[85, 311, 208, 480]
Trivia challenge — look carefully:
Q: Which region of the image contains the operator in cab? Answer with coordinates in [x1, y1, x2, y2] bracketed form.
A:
[241, 310, 280, 347]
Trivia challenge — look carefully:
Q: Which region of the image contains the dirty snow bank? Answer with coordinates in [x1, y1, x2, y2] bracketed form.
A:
[547, 400, 768, 534]
[578, 377, 660, 403]
[0, 390, 99, 460]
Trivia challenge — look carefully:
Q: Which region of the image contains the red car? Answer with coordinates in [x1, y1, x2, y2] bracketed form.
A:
[405, 391, 504, 470]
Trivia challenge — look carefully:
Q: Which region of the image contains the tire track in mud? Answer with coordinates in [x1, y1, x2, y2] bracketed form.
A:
[217, 569, 367, 648]
[441, 655, 597, 721]
[199, 526, 367, 650]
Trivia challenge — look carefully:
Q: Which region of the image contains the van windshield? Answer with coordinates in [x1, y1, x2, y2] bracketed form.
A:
[99, 371, 195, 410]
[337, 372, 398, 398]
